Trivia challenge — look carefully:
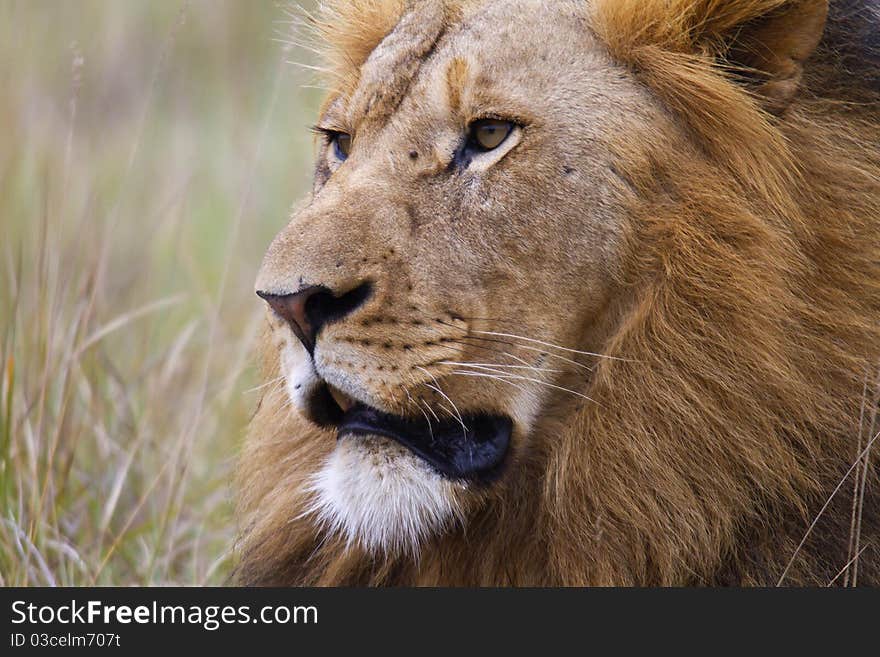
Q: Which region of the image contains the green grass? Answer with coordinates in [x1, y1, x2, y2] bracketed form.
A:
[0, 0, 321, 585]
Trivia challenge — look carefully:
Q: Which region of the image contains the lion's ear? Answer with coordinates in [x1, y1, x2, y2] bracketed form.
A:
[720, 0, 829, 114]
[593, 0, 829, 114]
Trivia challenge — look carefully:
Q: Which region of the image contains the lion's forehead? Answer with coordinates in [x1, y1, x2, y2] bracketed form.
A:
[339, 0, 615, 137]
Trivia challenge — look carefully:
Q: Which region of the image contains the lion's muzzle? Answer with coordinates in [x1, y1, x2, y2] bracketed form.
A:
[256, 278, 513, 481]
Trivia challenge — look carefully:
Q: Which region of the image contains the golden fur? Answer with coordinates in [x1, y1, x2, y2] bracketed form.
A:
[237, 0, 880, 585]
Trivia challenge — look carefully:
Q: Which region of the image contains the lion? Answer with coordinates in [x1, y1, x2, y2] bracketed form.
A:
[237, 0, 880, 586]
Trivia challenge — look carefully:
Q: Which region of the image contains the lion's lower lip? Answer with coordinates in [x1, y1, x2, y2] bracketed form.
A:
[337, 403, 512, 481]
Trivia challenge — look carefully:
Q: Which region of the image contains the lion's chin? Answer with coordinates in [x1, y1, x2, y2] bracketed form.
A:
[306, 434, 465, 556]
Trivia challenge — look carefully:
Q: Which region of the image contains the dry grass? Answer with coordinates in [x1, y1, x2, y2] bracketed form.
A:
[0, 0, 320, 585]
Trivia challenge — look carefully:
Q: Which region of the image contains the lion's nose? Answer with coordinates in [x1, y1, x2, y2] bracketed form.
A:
[257, 282, 372, 353]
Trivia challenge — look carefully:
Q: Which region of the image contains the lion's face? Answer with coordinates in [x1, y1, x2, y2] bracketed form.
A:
[256, 1, 651, 553]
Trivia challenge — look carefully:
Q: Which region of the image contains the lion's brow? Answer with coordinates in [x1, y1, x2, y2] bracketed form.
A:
[445, 57, 470, 115]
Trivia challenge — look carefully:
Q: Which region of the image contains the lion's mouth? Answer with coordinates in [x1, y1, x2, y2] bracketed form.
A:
[312, 383, 512, 481]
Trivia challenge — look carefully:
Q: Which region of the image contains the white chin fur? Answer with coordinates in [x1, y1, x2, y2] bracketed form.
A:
[306, 435, 464, 556]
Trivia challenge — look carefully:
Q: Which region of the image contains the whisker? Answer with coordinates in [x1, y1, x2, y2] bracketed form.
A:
[401, 382, 417, 411]
[417, 401, 435, 442]
[270, 37, 324, 58]
[450, 369, 597, 404]
[401, 379, 437, 439]
[438, 360, 563, 374]
[448, 314, 512, 324]
[411, 308, 621, 364]
[447, 370, 529, 394]
[243, 374, 286, 395]
[435, 401, 462, 425]
[421, 382, 459, 424]
[420, 397, 440, 424]
[430, 329, 595, 375]
[426, 340, 577, 382]
[415, 366, 468, 434]
[449, 362, 538, 378]
[449, 336, 595, 372]
[441, 336, 531, 362]
[285, 61, 333, 74]
[472, 330, 632, 362]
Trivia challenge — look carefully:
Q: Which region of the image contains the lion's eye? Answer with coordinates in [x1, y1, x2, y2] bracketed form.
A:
[331, 132, 352, 161]
[468, 119, 514, 151]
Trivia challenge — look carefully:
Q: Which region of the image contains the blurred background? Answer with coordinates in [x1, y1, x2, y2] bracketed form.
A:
[0, 0, 320, 585]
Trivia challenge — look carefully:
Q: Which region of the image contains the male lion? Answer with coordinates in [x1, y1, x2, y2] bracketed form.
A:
[238, 0, 880, 585]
